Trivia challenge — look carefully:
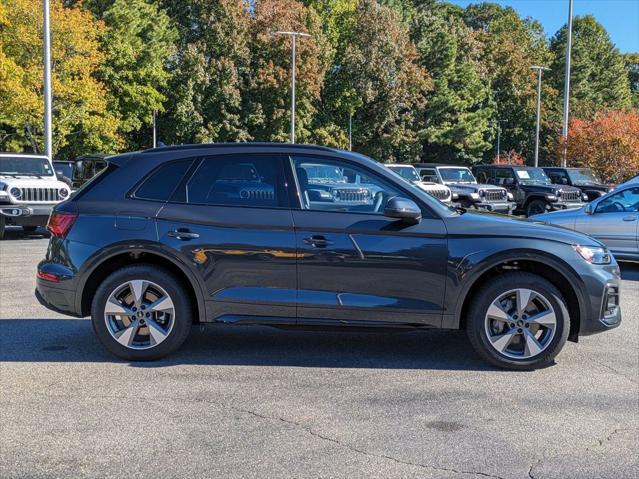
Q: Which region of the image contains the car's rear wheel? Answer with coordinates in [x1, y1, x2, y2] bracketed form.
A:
[91, 265, 193, 361]
[526, 199, 547, 217]
[466, 272, 569, 370]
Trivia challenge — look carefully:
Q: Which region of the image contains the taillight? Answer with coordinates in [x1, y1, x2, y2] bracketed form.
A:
[37, 271, 59, 283]
[47, 211, 77, 237]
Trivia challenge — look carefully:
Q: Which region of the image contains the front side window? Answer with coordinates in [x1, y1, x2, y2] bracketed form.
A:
[420, 168, 439, 183]
[596, 187, 639, 213]
[0, 156, 54, 177]
[387, 165, 420, 182]
[293, 157, 403, 214]
[495, 168, 515, 185]
[178, 155, 286, 208]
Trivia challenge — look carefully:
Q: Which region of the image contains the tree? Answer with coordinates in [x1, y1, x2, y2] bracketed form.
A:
[160, 0, 253, 145]
[246, 0, 331, 143]
[558, 110, 639, 183]
[0, 0, 120, 157]
[550, 15, 632, 119]
[89, 0, 177, 150]
[623, 53, 639, 108]
[464, 3, 556, 164]
[328, 0, 431, 162]
[412, 3, 493, 163]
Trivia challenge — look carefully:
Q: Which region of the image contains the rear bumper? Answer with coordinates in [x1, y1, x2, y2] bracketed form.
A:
[35, 279, 80, 317]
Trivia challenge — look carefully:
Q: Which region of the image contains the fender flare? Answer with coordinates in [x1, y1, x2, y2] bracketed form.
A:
[452, 248, 588, 328]
[75, 241, 207, 322]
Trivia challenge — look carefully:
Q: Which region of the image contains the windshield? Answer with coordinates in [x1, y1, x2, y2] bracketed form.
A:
[568, 168, 600, 184]
[388, 165, 420, 181]
[439, 167, 476, 183]
[0, 156, 54, 177]
[304, 164, 346, 183]
[514, 168, 550, 184]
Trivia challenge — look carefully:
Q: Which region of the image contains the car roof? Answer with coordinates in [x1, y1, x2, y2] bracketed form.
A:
[0, 152, 49, 159]
[140, 142, 336, 155]
[473, 164, 538, 169]
[413, 163, 466, 168]
[386, 163, 415, 167]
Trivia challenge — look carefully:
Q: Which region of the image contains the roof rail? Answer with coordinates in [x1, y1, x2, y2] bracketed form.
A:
[140, 142, 336, 154]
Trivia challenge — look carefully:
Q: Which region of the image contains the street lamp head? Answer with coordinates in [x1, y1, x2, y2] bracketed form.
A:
[275, 31, 311, 38]
[530, 65, 551, 71]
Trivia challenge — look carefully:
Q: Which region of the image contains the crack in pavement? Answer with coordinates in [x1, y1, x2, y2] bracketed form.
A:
[584, 427, 637, 452]
[574, 349, 638, 385]
[28, 391, 509, 479]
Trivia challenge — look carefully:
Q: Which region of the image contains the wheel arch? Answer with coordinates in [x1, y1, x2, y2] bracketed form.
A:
[77, 244, 206, 323]
[455, 251, 587, 342]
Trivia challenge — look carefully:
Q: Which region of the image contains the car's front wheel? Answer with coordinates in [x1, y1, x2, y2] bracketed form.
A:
[91, 265, 193, 361]
[526, 199, 547, 217]
[466, 272, 570, 370]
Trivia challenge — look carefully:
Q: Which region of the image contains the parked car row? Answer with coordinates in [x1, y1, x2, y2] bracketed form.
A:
[35, 143, 622, 371]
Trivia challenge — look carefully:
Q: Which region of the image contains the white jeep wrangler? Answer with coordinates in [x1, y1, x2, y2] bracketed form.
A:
[0, 153, 71, 239]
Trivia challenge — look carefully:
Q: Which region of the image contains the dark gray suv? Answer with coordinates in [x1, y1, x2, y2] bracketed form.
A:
[36, 143, 621, 370]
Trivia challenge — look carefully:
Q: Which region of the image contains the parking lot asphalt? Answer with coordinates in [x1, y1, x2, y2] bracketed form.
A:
[1, 228, 638, 479]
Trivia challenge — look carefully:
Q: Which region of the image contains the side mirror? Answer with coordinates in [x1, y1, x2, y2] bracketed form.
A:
[384, 197, 421, 223]
[503, 178, 515, 186]
[584, 203, 594, 215]
[561, 178, 568, 185]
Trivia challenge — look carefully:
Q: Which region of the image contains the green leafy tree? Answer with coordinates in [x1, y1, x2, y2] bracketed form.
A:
[623, 53, 639, 108]
[160, 0, 253, 144]
[550, 15, 632, 119]
[89, 0, 177, 150]
[463, 2, 555, 164]
[412, 3, 493, 163]
[325, 0, 431, 162]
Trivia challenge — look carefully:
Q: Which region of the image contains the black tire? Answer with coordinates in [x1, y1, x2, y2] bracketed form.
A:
[526, 199, 547, 217]
[0, 216, 5, 240]
[91, 264, 193, 361]
[466, 272, 570, 371]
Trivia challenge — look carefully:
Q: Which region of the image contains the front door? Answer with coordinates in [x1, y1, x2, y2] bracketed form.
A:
[289, 156, 448, 327]
[577, 186, 639, 257]
[156, 154, 298, 322]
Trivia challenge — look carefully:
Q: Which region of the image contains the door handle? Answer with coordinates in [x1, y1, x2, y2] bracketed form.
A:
[168, 229, 200, 240]
[622, 216, 637, 222]
[303, 235, 333, 248]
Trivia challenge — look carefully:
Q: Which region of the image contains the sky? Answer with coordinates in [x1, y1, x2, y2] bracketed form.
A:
[449, 0, 639, 53]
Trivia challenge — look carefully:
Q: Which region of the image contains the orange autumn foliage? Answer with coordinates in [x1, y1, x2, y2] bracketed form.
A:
[559, 110, 639, 183]
[492, 150, 526, 165]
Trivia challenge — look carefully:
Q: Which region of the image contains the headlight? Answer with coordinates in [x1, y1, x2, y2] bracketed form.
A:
[452, 192, 459, 200]
[582, 194, 588, 201]
[573, 245, 612, 264]
[9, 187, 21, 198]
[59, 188, 69, 198]
[547, 195, 558, 201]
[470, 193, 480, 201]
[507, 192, 514, 201]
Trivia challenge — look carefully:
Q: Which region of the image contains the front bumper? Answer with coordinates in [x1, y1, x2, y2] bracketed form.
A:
[575, 262, 622, 336]
[474, 201, 516, 214]
[550, 201, 584, 211]
[0, 203, 54, 226]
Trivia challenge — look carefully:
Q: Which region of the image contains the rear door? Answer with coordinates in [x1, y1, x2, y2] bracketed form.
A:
[288, 155, 448, 327]
[577, 186, 639, 256]
[155, 154, 297, 322]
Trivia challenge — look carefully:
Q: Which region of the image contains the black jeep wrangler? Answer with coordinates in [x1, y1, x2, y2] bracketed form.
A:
[542, 167, 611, 202]
[473, 165, 587, 217]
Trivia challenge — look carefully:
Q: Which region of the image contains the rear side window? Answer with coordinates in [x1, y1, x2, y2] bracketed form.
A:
[134, 160, 193, 201]
[174, 155, 287, 208]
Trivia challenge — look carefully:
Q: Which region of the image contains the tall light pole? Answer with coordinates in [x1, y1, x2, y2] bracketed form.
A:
[152, 111, 157, 148]
[531, 65, 550, 167]
[43, 0, 53, 160]
[348, 113, 352, 151]
[275, 31, 311, 144]
[496, 119, 506, 163]
[561, 0, 574, 167]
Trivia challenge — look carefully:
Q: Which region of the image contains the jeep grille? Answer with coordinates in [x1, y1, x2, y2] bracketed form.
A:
[16, 187, 61, 203]
[430, 189, 450, 201]
[334, 188, 370, 202]
[484, 190, 506, 202]
[559, 190, 581, 201]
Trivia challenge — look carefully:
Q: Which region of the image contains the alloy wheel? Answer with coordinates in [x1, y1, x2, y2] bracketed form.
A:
[104, 280, 175, 350]
[484, 288, 557, 359]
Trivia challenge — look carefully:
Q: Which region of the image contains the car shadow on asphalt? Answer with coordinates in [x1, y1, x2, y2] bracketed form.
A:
[0, 227, 49, 240]
[619, 262, 639, 281]
[0, 318, 502, 371]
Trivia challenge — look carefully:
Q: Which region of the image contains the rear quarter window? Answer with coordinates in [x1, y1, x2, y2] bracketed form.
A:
[133, 160, 193, 202]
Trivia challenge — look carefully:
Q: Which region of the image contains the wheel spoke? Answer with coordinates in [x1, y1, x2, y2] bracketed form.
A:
[146, 318, 168, 346]
[516, 289, 534, 317]
[487, 301, 510, 322]
[489, 329, 517, 353]
[147, 295, 174, 314]
[524, 329, 543, 357]
[527, 309, 556, 327]
[128, 280, 147, 308]
[115, 319, 140, 347]
[104, 298, 130, 316]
